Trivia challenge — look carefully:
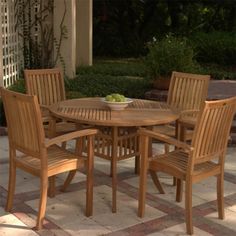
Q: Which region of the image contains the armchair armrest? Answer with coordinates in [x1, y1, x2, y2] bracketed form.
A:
[45, 129, 98, 148]
[138, 128, 193, 151]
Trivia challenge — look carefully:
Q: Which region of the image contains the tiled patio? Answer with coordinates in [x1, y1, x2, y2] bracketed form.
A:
[0, 135, 236, 236]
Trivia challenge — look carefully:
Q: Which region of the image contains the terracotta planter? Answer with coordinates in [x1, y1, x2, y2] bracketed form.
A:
[153, 76, 171, 90]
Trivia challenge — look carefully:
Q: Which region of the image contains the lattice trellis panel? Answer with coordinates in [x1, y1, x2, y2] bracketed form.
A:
[0, 0, 20, 88]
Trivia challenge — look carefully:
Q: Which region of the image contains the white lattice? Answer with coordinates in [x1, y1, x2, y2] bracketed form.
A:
[0, 0, 20, 88]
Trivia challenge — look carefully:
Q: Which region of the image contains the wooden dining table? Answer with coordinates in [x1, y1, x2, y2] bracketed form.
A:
[49, 97, 179, 212]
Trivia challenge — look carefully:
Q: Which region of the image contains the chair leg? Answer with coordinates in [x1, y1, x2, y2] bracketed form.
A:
[36, 176, 48, 230]
[61, 142, 67, 149]
[86, 136, 94, 217]
[149, 170, 165, 194]
[110, 160, 113, 177]
[5, 158, 16, 211]
[138, 161, 148, 217]
[176, 178, 183, 202]
[217, 172, 225, 219]
[173, 177, 177, 186]
[185, 179, 193, 235]
[164, 143, 170, 153]
[135, 155, 140, 174]
[48, 176, 56, 198]
[61, 170, 77, 192]
[62, 138, 83, 191]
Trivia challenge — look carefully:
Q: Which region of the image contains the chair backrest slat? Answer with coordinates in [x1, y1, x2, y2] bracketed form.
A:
[1, 88, 45, 158]
[167, 71, 210, 111]
[24, 68, 66, 106]
[191, 97, 236, 164]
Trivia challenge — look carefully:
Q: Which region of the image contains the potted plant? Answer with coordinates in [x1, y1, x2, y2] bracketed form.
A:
[145, 35, 196, 90]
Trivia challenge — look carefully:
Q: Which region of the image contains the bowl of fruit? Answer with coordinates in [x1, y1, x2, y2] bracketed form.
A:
[102, 93, 133, 110]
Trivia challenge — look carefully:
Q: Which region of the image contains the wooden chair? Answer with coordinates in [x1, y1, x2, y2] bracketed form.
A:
[150, 71, 210, 190]
[24, 68, 76, 138]
[154, 71, 210, 149]
[138, 96, 236, 235]
[1, 88, 97, 230]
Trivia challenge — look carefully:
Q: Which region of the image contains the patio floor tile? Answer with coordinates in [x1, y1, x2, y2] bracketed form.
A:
[0, 136, 236, 235]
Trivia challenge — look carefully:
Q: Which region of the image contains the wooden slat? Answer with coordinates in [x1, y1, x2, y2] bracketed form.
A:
[1, 87, 96, 230]
[138, 96, 236, 235]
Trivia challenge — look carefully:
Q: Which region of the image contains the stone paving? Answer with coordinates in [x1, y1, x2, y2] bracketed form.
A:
[0, 135, 236, 236]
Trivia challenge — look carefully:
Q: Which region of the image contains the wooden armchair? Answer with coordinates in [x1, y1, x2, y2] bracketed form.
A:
[138, 96, 236, 235]
[1, 88, 97, 230]
[150, 72, 210, 189]
[24, 68, 76, 138]
[154, 71, 210, 150]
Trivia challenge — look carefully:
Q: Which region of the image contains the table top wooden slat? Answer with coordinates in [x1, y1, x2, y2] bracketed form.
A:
[49, 97, 179, 127]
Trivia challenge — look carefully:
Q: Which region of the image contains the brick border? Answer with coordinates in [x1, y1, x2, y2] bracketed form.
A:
[1, 167, 236, 235]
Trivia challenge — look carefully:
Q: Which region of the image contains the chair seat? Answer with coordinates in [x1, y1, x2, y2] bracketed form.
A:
[15, 145, 84, 175]
[153, 125, 193, 140]
[150, 150, 220, 180]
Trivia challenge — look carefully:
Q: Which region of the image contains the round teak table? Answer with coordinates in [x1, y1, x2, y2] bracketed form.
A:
[49, 97, 179, 212]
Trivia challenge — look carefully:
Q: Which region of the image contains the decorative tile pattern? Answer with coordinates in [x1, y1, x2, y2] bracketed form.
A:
[0, 136, 236, 235]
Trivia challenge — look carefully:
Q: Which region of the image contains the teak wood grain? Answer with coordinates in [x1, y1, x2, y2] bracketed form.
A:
[152, 71, 210, 188]
[138, 96, 236, 235]
[49, 97, 179, 212]
[154, 71, 210, 144]
[1, 88, 97, 230]
[24, 68, 77, 137]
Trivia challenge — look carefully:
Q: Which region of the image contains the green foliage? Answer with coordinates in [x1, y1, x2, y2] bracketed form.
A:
[66, 74, 151, 99]
[190, 31, 236, 66]
[77, 59, 146, 77]
[15, 0, 67, 70]
[7, 79, 26, 94]
[197, 64, 236, 80]
[93, 1, 236, 57]
[72, 59, 150, 98]
[144, 35, 197, 79]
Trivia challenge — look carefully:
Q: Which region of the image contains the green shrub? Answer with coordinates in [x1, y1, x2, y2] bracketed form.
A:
[73, 59, 151, 98]
[197, 64, 236, 80]
[77, 59, 146, 77]
[8, 79, 26, 93]
[190, 31, 236, 66]
[66, 74, 151, 99]
[145, 35, 197, 80]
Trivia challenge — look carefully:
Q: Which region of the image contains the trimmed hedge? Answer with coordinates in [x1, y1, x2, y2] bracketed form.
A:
[77, 59, 146, 77]
[66, 74, 151, 99]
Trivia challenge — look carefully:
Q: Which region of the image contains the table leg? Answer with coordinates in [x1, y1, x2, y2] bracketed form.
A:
[111, 126, 118, 213]
[48, 118, 57, 195]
